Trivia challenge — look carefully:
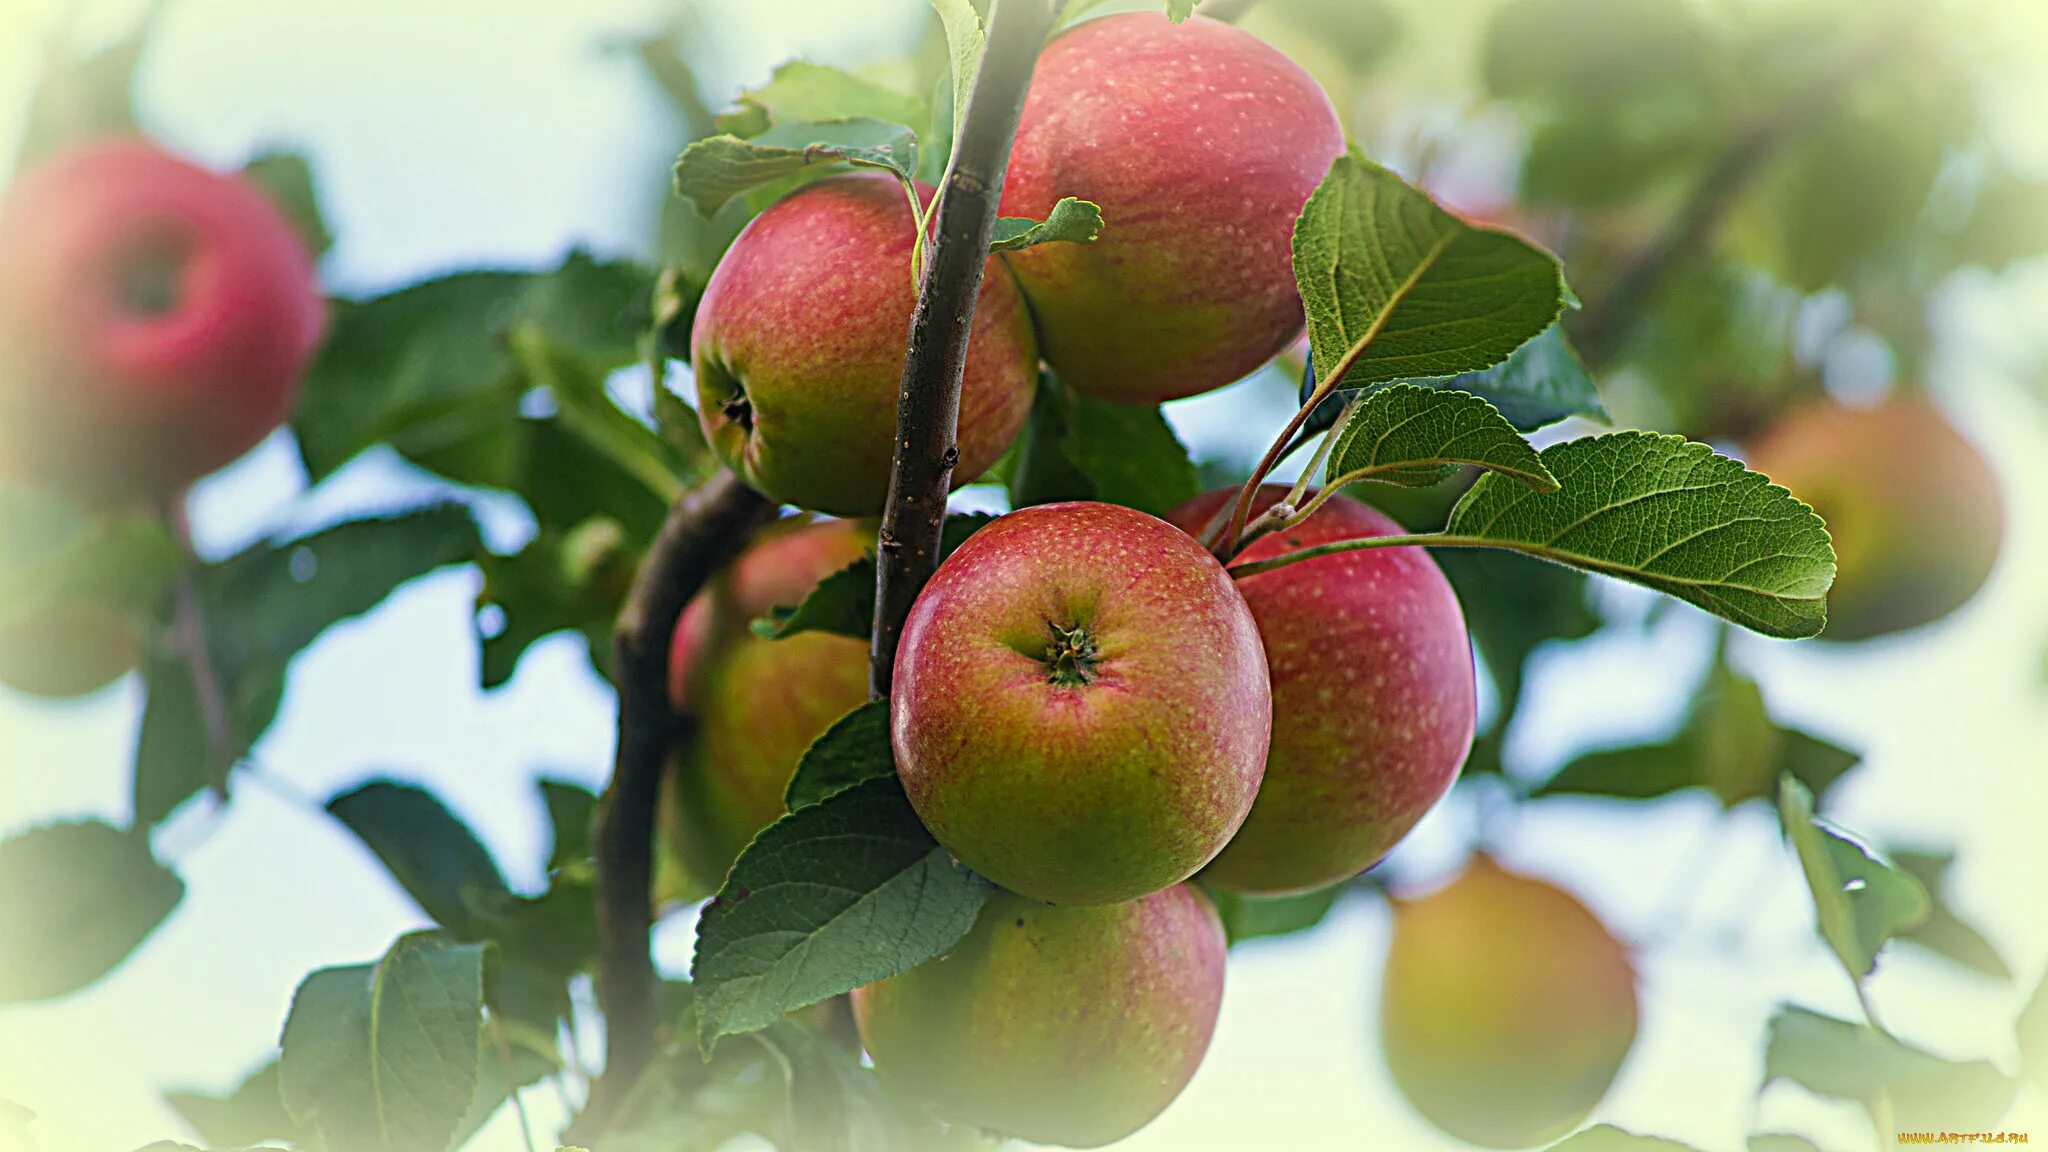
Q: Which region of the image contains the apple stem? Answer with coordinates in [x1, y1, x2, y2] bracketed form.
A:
[584, 469, 775, 1130]
[868, 0, 1063, 699]
[1043, 621, 1099, 687]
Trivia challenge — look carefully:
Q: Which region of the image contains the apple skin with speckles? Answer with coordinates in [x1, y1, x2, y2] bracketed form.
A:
[891, 501, 1271, 906]
[691, 172, 1037, 517]
[997, 12, 1345, 403]
[0, 139, 325, 501]
[1380, 855, 1639, 1149]
[1167, 485, 1475, 894]
[660, 517, 873, 894]
[852, 883, 1227, 1149]
[1747, 396, 2001, 642]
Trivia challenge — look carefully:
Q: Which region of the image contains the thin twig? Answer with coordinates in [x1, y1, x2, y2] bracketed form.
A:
[584, 470, 775, 1126]
[490, 1014, 539, 1152]
[868, 0, 1063, 697]
[165, 500, 235, 796]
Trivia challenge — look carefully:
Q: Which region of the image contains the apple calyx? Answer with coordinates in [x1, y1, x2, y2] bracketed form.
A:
[113, 233, 192, 318]
[720, 391, 755, 433]
[1041, 620, 1099, 687]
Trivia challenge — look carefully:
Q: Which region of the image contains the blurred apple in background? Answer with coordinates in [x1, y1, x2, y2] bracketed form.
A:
[1379, 855, 1640, 1148]
[1748, 395, 2003, 642]
[0, 138, 325, 503]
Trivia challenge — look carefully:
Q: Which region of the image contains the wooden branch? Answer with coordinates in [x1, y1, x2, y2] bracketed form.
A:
[585, 469, 775, 1124]
[868, 0, 1062, 697]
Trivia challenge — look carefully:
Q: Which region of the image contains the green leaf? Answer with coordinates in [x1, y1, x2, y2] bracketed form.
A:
[2020, 969, 2048, 1095]
[326, 782, 515, 938]
[0, 488, 179, 630]
[1434, 323, 1606, 431]
[293, 254, 653, 485]
[989, 197, 1104, 252]
[134, 506, 484, 826]
[1434, 549, 1597, 759]
[785, 701, 896, 811]
[166, 1062, 299, 1150]
[508, 326, 690, 506]
[718, 62, 928, 141]
[1747, 1136, 1824, 1152]
[1538, 659, 1859, 807]
[1295, 155, 1564, 394]
[1545, 1126, 1702, 1151]
[1778, 779, 1931, 982]
[540, 779, 599, 872]
[1, 1102, 33, 1151]
[756, 515, 991, 641]
[451, 1028, 556, 1149]
[278, 933, 490, 1152]
[523, 415, 678, 545]
[242, 151, 333, 259]
[1325, 385, 1556, 491]
[1166, 0, 1198, 22]
[582, 1042, 789, 1152]
[928, 0, 984, 146]
[753, 1019, 906, 1152]
[673, 119, 919, 217]
[0, 821, 183, 1004]
[1208, 885, 1346, 946]
[475, 519, 630, 690]
[1764, 1005, 2017, 1132]
[483, 880, 599, 986]
[1008, 375, 1198, 516]
[692, 777, 992, 1053]
[1443, 432, 1836, 638]
[1885, 849, 2010, 980]
[751, 557, 875, 642]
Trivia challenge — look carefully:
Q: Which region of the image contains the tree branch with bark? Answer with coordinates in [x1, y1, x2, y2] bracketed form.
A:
[585, 469, 775, 1125]
[869, 0, 1064, 697]
[583, 0, 1062, 1125]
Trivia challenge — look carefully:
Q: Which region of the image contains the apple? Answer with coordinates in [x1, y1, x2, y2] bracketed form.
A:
[997, 12, 1344, 403]
[1747, 396, 2002, 642]
[691, 172, 1037, 517]
[1166, 486, 1475, 895]
[0, 139, 325, 501]
[891, 500, 1270, 906]
[0, 599, 139, 699]
[853, 883, 1226, 1149]
[1380, 855, 1640, 1149]
[660, 516, 874, 893]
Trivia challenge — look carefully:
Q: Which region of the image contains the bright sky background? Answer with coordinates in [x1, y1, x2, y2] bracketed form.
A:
[1, 2, 2046, 1150]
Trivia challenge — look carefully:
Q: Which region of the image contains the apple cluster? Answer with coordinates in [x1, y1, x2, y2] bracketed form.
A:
[0, 138, 326, 697]
[668, 13, 1519, 1147]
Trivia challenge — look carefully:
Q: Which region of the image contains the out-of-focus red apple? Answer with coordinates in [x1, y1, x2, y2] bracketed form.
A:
[0, 139, 325, 501]
[1747, 396, 2002, 642]
[1380, 855, 1640, 1149]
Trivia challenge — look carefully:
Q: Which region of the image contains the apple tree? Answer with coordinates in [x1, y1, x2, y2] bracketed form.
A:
[1, 0, 2042, 1150]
